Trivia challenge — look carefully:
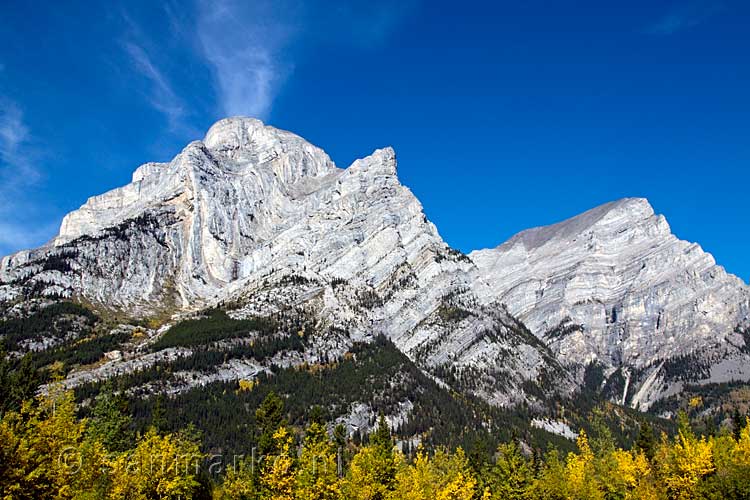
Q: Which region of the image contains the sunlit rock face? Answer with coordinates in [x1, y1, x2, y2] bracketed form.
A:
[2, 117, 748, 409]
[0, 117, 564, 406]
[471, 198, 750, 409]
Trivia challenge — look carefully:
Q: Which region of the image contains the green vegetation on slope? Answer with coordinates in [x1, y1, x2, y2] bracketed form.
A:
[152, 308, 278, 350]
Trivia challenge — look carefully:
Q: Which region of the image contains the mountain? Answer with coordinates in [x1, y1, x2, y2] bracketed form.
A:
[471, 198, 750, 410]
[0, 117, 566, 411]
[1, 117, 748, 430]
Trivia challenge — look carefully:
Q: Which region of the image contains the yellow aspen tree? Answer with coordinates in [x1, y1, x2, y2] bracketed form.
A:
[661, 430, 714, 500]
[527, 449, 567, 499]
[260, 426, 296, 500]
[391, 448, 434, 500]
[725, 417, 750, 498]
[435, 472, 476, 500]
[733, 417, 750, 466]
[608, 449, 662, 500]
[295, 422, 341, 500]
[214, 458, 258, 500]
[390, 447, 476, 500]
[108, 427, 203, 500]
[344, 445, 390, 500]
[433, 449, 476, 500]
[565, 430, 604, 500]
[343, 415, 398, 500]
[0, 386, 105, 500]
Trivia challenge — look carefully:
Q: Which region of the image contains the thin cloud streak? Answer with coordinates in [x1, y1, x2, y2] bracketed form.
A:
[195, 0, 295, 120]
[192, 0, 416, 120]
[0, 100, 31, 177]
[122, 40, 186, 130]
[118, 8, 202, 138]
[0, 99, 55, 255]
[0, 99, 41, 203]
[0, 221, 58, 253]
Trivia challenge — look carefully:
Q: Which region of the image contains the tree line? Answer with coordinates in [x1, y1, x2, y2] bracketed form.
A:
[2, 384, 750, 499]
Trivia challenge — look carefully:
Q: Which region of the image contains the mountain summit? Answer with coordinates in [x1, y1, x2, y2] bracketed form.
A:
[1, 117, 748, 412]
[472, 197, 750, 408]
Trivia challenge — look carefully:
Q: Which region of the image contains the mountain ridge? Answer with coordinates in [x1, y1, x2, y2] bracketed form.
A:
[1, 116, 748, 415]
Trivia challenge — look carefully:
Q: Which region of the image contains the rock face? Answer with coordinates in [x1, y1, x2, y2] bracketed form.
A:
[0, 117, 565, 406]
[471, 198, 750, 409]
[1, 117, 748, 410]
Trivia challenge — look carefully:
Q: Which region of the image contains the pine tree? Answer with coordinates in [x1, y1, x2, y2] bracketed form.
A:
[484, 442, 533, 499]
[333, 423, 347, 451]
[256, 391, 286, 456]
[309, 405, 325, 425]
[1, 353, 41, 413]
[86, 383, 133, 452]
[151, 393, 168, 433]
[635, 421, 656, 461]
[0, 341, 10, 413]
[371, 414, 392, 453]
[732, 408, 744, 441]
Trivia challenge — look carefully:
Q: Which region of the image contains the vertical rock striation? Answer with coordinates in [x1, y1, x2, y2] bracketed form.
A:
[1, 118, 747, 409]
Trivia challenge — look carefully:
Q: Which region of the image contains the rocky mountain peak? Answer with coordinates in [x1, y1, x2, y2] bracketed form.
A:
[203, 116, 266, 148]
[1, 119, 748, 413]
[348, 146, 398, 177]
[201, 117, 338, 180]
[470, 195, 750, 409]
[496, 197, 665, 253]
[1, 119, 443, 311]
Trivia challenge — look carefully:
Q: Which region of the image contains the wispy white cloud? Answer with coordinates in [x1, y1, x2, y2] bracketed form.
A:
[195, 0, 296, 120]
[646, 1, 724, 35]
[193, 0, 416, 120]
[0, 99, 54, 254]
[120, 7, 192, 131]
[118, 0, 414, 124]
[0, 99, 39, 189]
[120, 33, 186, 130]
[0, 101, 30, 172]
[0, 221, 58, 252]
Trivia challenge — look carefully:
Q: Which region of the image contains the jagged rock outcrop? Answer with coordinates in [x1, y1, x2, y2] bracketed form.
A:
[0, 117, 564, 406]
[1, 118, 748, 410]
[471, 198, 750, 409]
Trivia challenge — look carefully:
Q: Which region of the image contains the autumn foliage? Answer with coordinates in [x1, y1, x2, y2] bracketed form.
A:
[2, 388, 750, 499]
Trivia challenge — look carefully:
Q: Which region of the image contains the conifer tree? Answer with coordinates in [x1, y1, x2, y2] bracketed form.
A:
[151, 393, 168, 433]
[635, 421, 656, 461]
[86, 383, 133, 452]
[0, 352, 41, 414]
[256, 391, 286, 456]
[732, 408, 744, 441]
[484, 442, 533, 499]
[295, 421, 341, 500]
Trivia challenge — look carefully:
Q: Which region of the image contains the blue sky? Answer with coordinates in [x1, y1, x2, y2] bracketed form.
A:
[0, 0, 748, 282]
